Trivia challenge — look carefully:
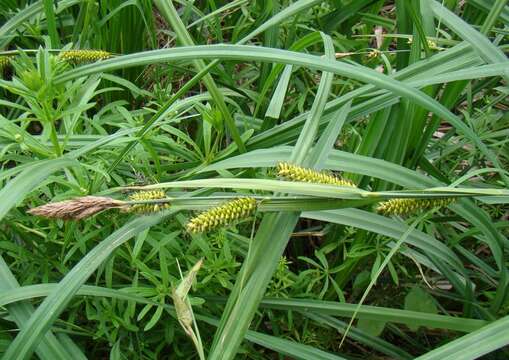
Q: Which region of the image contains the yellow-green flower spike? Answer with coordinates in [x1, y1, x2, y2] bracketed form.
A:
[0, 56, 12, 76]
[0, 56, 10, 69]
[377, 198, 455, 216]
[367, 49, 381, 59]
[277, 162, 355, 187]
[186, 197, 257, 233]
[127, 190, 170, 213]
[427, 40, 439, 50]
[59, 50, 112, 63]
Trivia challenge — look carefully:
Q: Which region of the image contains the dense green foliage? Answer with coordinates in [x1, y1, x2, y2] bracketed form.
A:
[1, 0, 509, 359]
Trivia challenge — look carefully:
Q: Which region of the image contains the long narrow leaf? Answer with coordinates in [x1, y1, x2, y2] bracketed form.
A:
[415, 315, 509, 360]
[54, 45, 507, 178]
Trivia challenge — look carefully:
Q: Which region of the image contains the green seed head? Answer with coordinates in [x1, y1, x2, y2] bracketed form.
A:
[59, 50, 112, 63]
[377, 198, 454, 216]
[186, 197, 257, 233]
[277, 162, 355, 187]
[127, 190, 170, 213]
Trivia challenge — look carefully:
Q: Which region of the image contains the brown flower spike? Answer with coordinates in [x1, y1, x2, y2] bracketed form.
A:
[28, 196, 125, 220]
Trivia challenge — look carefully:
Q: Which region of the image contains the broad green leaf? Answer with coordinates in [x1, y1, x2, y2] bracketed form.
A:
[256, 297, 486, 332]
[356, 318, 386, 337]
[244, 330, 346, 360]
[131, 178, 508, 200]
[404, 286, 438, 331]
[0, 284, 486, 334]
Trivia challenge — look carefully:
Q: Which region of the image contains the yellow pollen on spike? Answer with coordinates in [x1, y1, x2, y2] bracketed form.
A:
[59, 50, 112, 63]
[127, 190, 170, 213]
[377, 198, 455, 216]
[277, 162, 355, 187]
[186, 197, 257, 233]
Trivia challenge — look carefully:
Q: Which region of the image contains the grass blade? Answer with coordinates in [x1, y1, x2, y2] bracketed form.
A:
[0, 258, 77, 360]
[0, 158, 78, 223]
[0, 284, 347, 359]
[415, 315, 509, 360]
[42, 0, 60, 47]
[304, 313, 412, 360]
[257, 298, 486, 332]
[265, 64, 293, 119]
